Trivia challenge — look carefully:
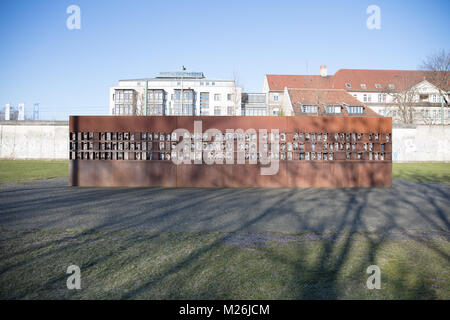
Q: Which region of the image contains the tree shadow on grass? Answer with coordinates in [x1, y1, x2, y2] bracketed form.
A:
[0, 177, 449, 299]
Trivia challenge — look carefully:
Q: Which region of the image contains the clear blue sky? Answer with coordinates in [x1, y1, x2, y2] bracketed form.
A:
[0, 0, 449, 120]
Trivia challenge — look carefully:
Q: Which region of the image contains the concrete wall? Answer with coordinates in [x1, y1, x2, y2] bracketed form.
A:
[392, 125, 450, 162]
[0, 121, 68, 160]
[0, 121, 449, 162]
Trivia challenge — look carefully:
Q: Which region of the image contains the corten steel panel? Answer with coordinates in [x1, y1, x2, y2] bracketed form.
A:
[284, 162, 389, 188]
[332, 163, 360, 188]
[287, 162, 323, 188]
[176, 116, 288, 132]
[112, 161, 176, 187]
[70, 160, 176, 187]
[287, 116, 392, 133]
[69, 115, 391, 133]
[70, 160, 114, 186]
[176, 163, 288, 188]
[69, 116, 178, 133]
[357, 162, 392, 187]
[69, 115, 392, 188]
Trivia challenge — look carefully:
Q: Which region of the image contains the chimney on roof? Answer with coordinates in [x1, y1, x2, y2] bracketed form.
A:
[320, 65, 327, 77]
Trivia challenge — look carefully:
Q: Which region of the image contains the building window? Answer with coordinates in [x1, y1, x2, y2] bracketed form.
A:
[433, 110, 439, 118]
[214, 94, 221, 101]
[173, 89, 194, 115]
[346, 83, 352, 88]
[274, 95, 279, 101]
[227, 94, 232, 101]
[326, 105, 341, 113]
[346, 106, 364, 114]
[114, 104, 134, 115]
[214, 106, 221, 115]
[375, 84, 381, 89]
[432, 94, 441, 103]
[227, 106, 234, 115]
[388, 84, 395, 89]
[147, 90, 165, 115]
[245, 107, 266, 116]
[363, 94, 367, 102]
[114, 89, 135, 115]
[212, 82, 215, 86]
[302, 105, 318, 113]
[200, 92, 209, 115]
[361, 84, 367, 89]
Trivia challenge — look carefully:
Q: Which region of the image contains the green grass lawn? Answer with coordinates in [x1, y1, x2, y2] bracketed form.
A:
[0, 160, 449, 184]
[0, 229, 448, 299]
[393, 163, 450, 184]
[0, 160, 68, 184]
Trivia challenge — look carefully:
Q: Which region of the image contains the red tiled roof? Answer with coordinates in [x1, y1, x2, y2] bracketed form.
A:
[333, 69, 436, 92]
[266, 74, 335, 91]
[266, 69, 448, 92]
[287, 88, 379, 117]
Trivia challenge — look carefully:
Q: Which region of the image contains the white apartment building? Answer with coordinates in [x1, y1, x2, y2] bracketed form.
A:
[264, 66, 449, 124]
[241, 93, 267, 116]
[350, 80, 448, 125]
[109, 71, 242, 116]
[336, 69, 448, 125]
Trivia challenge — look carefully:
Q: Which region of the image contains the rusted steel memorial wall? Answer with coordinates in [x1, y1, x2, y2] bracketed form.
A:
[69, 116, 392, 187]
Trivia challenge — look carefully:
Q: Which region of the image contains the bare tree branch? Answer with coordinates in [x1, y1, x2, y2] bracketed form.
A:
[383, 75, 419, 124]
[420, 49, 450, 106]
